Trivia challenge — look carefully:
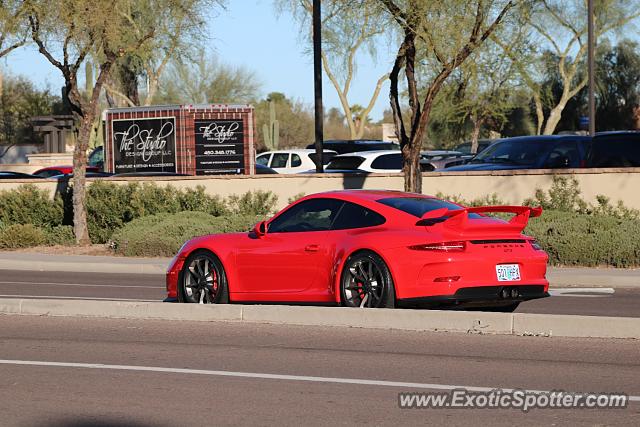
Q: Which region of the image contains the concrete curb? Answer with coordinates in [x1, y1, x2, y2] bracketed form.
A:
[0, 298, 637, 339]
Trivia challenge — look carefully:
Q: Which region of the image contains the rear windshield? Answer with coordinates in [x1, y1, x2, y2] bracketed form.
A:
[377, 197, 482, 218]
[309, 152, 337, 166]
[326, 156, 365, 170]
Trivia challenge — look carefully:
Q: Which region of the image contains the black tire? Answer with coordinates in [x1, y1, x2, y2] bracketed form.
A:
[178, 250, 229, 304]
[340, 250, 395, 308]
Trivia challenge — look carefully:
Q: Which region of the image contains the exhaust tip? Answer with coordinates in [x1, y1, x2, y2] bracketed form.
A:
[500, 288, 510, 299]
[510, 288, 520, 299]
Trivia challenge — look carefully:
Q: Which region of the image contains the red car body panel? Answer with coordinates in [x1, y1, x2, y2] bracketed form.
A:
[166, 190, 549, 305]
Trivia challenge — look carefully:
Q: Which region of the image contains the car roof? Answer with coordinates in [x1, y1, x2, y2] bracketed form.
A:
[492, 135, 590, 143]
[258, 149, 337, 155]
[332, 150, 402, 158]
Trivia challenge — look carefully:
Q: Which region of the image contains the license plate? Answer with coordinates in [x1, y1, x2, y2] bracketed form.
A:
[496, 264, 521, 282]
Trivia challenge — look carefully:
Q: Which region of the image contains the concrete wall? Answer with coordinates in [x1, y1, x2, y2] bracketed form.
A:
[0, 167, 639, 210]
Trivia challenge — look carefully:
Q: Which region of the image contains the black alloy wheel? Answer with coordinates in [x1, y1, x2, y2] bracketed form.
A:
[341, 251, 395, 308]
[179, 250, 228, 304]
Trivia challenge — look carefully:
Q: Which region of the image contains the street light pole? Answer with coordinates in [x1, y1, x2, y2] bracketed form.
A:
[588, 0, 595, 136]
[313, 0, 324, 173]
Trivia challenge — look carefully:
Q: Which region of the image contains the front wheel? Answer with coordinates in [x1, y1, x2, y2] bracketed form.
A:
[179, 250, 229, 304]
[341, 251, 395, 308]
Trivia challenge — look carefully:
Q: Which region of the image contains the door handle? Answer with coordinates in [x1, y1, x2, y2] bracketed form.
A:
[305, 244, 320, 252]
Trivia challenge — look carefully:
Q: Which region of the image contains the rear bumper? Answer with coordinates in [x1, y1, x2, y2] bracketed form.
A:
[397, 285, 549, 308]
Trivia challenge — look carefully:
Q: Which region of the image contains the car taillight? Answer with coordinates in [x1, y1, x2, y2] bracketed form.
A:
[408, 241, 466, 252]
[529, 240, 543, 251]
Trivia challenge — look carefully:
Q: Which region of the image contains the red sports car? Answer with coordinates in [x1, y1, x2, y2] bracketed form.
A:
[166, 190, 549, 311]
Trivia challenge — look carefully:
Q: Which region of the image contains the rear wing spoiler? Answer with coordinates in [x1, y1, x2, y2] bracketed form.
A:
[416, 206, 543, 232]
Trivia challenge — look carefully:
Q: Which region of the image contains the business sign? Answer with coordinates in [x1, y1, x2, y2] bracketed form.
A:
[112, 117, 177, 174]
[194, 119, 245, 175]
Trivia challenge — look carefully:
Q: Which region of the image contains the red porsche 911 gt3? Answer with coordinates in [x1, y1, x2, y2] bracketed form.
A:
[166, 190, 549, 311]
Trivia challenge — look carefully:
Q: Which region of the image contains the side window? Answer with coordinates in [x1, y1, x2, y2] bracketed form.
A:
[268, 198, 344, 233]
[256, 154, 270, 166]
[331, 201, 386, 230]
[544, 141, 580, 168]
[271, 153, 289, 168]
[370, 154, 402, 170]
[291, 154, 302, 167]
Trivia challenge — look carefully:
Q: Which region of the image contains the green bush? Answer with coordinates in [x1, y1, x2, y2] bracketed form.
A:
[0, 224, 47, 249]
[226, 190, 278, 216]
[0, 185, 64, 228]
[45, 225, 75, 246]
[110, 211, 262, 257]
[525, 210, 640, 267]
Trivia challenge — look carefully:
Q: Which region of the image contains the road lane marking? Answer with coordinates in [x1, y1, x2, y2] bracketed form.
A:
[0, 281, 159, 289]
[0, 294, 158, 302]
[549, 288, 615, 297]
[0, 359, 637, 402]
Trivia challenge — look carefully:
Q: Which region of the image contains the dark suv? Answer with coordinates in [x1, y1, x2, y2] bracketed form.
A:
[587, 131, 640, 167]
[306, 140, 400, 154]
[444, 135, 591, 171]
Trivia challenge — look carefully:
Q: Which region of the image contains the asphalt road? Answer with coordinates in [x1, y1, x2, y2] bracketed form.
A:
[0, 315, 638, 426]
[0, 269, 638, 317]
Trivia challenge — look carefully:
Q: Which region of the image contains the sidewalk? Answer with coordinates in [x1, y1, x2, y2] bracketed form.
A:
[0, 252, 639, 288]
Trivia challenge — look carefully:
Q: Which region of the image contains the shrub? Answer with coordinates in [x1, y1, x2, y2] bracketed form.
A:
[0, 185, 64, 228]
[85, 182, 230, 244]
[110, 211, 263, 257]
[524, 176, 639, 219]
[226, 190, 278, 216]
[525, 210, 640, 267]
[0, 224, 47, 249]
[45, 225, 75, 246]
[435, 192, 505, 207]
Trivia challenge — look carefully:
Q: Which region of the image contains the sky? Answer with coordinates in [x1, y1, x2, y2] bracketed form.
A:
[2, 0, 396, 121]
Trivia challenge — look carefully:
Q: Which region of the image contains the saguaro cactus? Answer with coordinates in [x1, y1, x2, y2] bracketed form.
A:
[262, 100, 279, 150]
[85, 60, 94, 96]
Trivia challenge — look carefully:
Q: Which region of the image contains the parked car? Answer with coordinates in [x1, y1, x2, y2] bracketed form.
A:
[49, 172, 114, 180]
[256, 149, 337, 174]
[323, 150, 402, 173]
[33, 166, 101, 178]
[454, 139, 494, 155]
[420, 150, 470, 171]
[305, 139, 400, 154]
[0, 171, 43, 179]
[166, 190, 549, 312]
[444, 135, 591, 171]
[88, 146, 104, 170]
[255, 164, 278, 174]
[587, 131, 640, 167]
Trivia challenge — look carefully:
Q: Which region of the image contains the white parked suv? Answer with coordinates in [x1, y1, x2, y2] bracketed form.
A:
[323, 150, 403, 173]
[256, 149, 337, 174]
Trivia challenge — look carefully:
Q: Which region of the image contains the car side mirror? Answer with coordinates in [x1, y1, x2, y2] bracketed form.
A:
[253, 221, 267, 237]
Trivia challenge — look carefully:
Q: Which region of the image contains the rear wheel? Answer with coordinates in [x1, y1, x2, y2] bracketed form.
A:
[178, 250, 229, 304]
[341, 251, 395, 308]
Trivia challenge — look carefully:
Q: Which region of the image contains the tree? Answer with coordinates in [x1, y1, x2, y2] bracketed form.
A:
[380, 0, 516, 193]
[497, 0, 640, 135]
[280, 0, 389, 139]
[254, 92, 314, 150]
[0, 74, 63, 158]
[103, 0, 222, 107]
[0, 0, 27, 58]
[26, 0, 176, 244]
[155, 53, 261, 104]
[595, 39, 640, 130]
